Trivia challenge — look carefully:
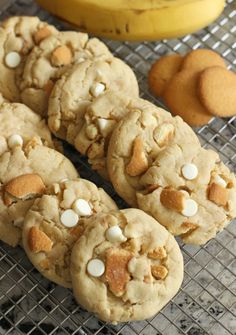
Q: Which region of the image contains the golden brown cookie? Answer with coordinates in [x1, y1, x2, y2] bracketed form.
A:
[164, 71, 212, 126]
[181, 49, 226, 72]
[148, 54, 183, 97]
[198, 66, 236, 117]
[70, 209, 184, 322]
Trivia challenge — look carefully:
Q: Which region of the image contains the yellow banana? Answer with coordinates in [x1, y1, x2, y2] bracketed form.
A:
[37, 0, 226, 41]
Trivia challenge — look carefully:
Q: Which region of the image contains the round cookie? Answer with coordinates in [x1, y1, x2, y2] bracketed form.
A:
[136, 147, 236, 245]
[180, 49, 226, 73]
[22, 178, 118, 288]
[107, 103, 200, 206]
[0, 143, 78, 247]
[198, 66, 236, 117]
[148, 54, 183, 97]
[0, 97, 54, 151]
[0, 16, 58, 102]
[74, 92, 154, 179]
[164, 71, 212, 126]
[20, 31, 113, 115]
[70, 208, 184, 323]
[48, 57, 139, 143]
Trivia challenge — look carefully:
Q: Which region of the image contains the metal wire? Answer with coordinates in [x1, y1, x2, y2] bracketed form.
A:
[0, 0, 236, 334]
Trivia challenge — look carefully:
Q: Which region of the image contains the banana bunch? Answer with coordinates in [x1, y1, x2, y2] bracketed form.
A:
[37, 0, 226, 41]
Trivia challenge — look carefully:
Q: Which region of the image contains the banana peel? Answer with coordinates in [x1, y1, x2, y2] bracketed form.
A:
[37, 0, 226, 41]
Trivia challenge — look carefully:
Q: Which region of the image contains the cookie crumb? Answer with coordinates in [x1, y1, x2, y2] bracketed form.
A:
[51, 45, 72, 66]
[160, 187, 185, 212]
[148, 246, 167, 260]
[208, 182, 228, 206]
[105, 248, 132, 296]
[151, 265, 168, 280]
[34, 26, 53, 44]
[126, 136, 148, 177]
[28, 226, 53, 253]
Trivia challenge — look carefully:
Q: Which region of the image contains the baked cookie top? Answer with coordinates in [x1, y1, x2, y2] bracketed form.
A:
[74, 92, 153, 179]
[0, 97, 53, 150]
[0, 16, 58, 102]
[0, 143, 78, 247]
[20, 31, 113, 115]
[70, 208, 183, 323]
[107, 103, 200, 206]
[22, 178, 117, 288]
[48, 57, 139, 143]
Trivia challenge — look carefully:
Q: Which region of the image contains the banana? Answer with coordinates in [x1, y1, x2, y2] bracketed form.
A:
[37, 0, 226, 41]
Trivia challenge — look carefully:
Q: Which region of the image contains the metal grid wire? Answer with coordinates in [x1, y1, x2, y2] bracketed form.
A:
[0, 0, 236, 334]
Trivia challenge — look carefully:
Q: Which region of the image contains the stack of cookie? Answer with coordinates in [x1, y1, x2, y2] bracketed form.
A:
[0, 15, 235, 324]
[148, 49, 236, 126]
[0, 16, 184, 323]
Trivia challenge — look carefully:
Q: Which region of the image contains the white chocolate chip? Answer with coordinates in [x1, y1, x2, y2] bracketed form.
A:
[106, 226, 127, 243]
[73, 199, 92, 216]
[87, 259, 105, 277]
[213, 175, 227, 188]
[181, 199, 198, 217]
[8, 134, 23, 148]
[60, 209, 79, 227]
[53, 183, 60, 194]
[77, 57, 85, 63]
[90, 83, 105, 97]
[60, 178, 68, 183]
[5, 51, 21, 68]
[97, 118, 108, 132]
[97, 118, 116, 137]
[182, 163, 198, 180]
[180, 190, 190, 197]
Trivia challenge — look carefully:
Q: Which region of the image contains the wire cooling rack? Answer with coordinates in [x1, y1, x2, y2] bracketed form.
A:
[0, 0, 236, 334]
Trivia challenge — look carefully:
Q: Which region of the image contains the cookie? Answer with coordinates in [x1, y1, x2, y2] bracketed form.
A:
[148, 54, 183, 97]
[0, 16, 58, 102]
[107, 103, 200, 206]
[164, 71, 212, 126]
[0, 97, 53, 150]
[180, 49, 226, 72]
[136, 146, 236, 245]
[74, 92, 153, 179]
[22, 178, 117, 287]
[70, 208, 183, 323]
[20, 31, 113, 115]
[48, 58, 139, 143]
[198, 66, 236, 117]
[0, 143, 78, 247]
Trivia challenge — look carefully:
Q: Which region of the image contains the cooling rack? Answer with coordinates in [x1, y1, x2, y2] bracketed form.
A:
[0, 0, 236, 334]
